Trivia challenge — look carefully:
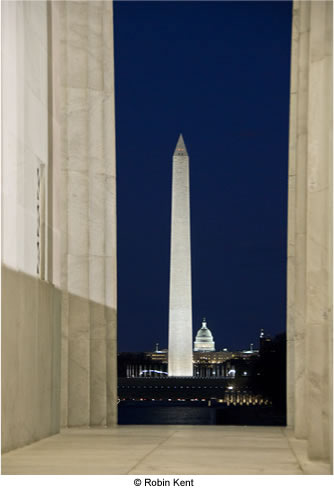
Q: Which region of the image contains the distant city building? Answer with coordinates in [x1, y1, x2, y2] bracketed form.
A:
[148, 348, 168, 363]
[232, 350, 259, 360]
[119, 328, 263, 379]
[147, 347, 234, 365]
[259, 329, 273, 354]
[193, 318, 215, 352]
[193, 350, 231, 363]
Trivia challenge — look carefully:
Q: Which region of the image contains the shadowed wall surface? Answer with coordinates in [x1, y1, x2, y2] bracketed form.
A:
[1, 266, 61, 453]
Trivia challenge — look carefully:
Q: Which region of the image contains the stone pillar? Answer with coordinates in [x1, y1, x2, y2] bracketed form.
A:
[287, 0, 332, 464]
[287, 0, 310, 438]
[51, 0, 117, 427]
[305, 0, 332, 461]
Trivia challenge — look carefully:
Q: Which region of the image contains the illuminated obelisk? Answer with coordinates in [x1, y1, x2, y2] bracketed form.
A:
[168, 134, 193, 376]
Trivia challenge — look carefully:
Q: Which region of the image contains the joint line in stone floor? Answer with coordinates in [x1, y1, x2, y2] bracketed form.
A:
[279, 428, 304, 474]
[126, 429, 179, 475]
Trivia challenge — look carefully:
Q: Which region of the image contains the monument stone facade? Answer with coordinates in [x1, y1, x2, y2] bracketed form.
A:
[168, 135, 193, 376]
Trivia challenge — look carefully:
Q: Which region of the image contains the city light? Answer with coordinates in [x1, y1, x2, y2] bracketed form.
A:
[139, 369, 168, 376]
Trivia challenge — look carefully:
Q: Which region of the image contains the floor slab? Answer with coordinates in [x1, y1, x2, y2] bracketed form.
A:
[0, 426, 330, 475]
[282, 428, 332, 475]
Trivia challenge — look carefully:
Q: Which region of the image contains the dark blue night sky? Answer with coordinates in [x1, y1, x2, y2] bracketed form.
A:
[114, 0, 292, 353]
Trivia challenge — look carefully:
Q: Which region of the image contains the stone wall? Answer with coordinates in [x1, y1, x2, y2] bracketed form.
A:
[287, 0, 332, 464]
[1, 267, 61, 453]
[1, 0, 118, 452]
[2, 0, 50, 276]
[1, 1, 61, 452]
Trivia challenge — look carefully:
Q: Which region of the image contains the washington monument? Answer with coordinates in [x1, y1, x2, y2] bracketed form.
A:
[168, 134, 193, 377]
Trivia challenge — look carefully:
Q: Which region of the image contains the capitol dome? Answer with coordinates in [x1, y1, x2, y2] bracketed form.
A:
[194, 318, 215, 352]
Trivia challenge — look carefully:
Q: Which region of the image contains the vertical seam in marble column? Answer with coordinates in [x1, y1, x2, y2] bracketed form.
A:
[88, 0, 93, 427]
[88, 1, 108, 426]
[47, 0, 53, 284]
[47, 0, 54, 430]
[58, 0, 69, 429]
[65, 0, 71, 427]
[286, 0, 300, 430]
[101, 1, 108, 424]
[293, 0, 310, 441]
[104, 0, 117, 426]
[84, 0, 90, 427]
[16, 0, 24, 271]
[102, 1, 108, 424]
[66, 0, 90, 426]
[102, 0, 107, 426]
[64, 0, 69, 430]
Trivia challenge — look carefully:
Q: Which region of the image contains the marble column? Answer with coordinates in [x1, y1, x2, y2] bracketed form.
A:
[287, 0, 332, 464]
[305, 0, 332, 461]
[51, 0, 117, 427]
[286, 0, 298, 430]
[292, 0, 310, 439]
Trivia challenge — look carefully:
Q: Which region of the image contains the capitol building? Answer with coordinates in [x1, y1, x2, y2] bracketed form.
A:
[142, 317, 260, 366]
[193, 318, 215, 352]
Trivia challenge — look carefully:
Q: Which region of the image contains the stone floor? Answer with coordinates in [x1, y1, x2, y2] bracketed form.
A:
[1, 426, 331, 475]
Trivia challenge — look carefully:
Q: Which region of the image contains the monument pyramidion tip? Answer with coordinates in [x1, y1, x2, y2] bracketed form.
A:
[173, 133, 188, 157]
